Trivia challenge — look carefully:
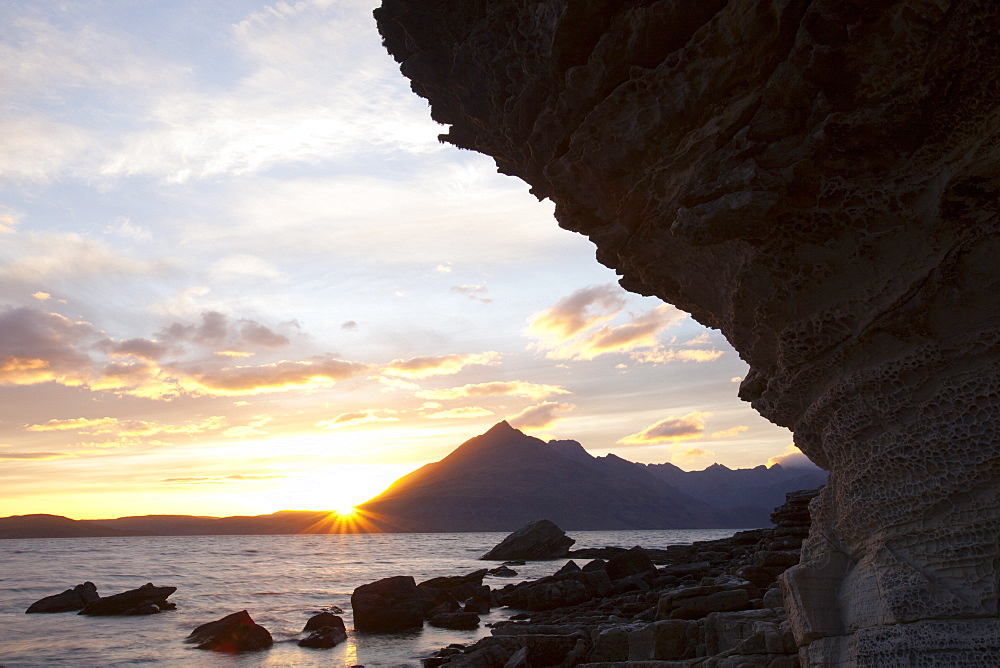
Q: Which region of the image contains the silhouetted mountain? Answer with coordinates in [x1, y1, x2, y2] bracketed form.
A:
[0, 514, 151, 539]
[354, 422, 760, 532]
[645, 461, 827, 523]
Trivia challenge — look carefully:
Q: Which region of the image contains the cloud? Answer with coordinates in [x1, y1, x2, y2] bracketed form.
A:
[105, 338, 171, 361]
[222, 416, 273, 439]
[0, 232, 171, 284]
[316, 410, 398, 429]
[0, 308, 98, 387]
[26, 415, 226, 437]
[452, 284, 492, 303]
[629, 345, 725, 365]
[0, 451, 70, 460]
[425, 406, 495, 419]
[161, 474, 287, 485]
[158, 311, 291, 353]
[0, 206, 21, 233]
[382, 352, 501, 379]
[767, 444, 823, 470]
[341, 321, 358, 330]
[730, 376, 743, 383]
[508, 402, 576, 430]
[527, 285, 687, 361]
[708, 425, 750, 439]
[417, 381, 571, 401]
[208, 254, 284, 282]
[618, 411, 712, 445]
[31, 291, 50, 301]
[526, 284, 626, 341]
[179, 355, 368, 396]
[671, 446, 715, 467]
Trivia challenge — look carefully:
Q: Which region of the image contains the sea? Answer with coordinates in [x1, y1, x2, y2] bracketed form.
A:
[0, 529, 738, 667]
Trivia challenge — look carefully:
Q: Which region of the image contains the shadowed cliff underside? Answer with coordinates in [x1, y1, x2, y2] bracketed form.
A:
[375, 0, 1000, 664]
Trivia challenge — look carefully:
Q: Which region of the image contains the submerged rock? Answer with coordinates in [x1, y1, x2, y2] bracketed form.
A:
[298, 625, 347, 649]
[481, 519, 574, 561]
[186, 610, 273, 652]
[25, 582, 99, 614]
[78, 583, 175, 616]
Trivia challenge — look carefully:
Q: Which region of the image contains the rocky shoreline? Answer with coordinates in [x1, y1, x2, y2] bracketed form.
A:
[423, 489, 817, 667]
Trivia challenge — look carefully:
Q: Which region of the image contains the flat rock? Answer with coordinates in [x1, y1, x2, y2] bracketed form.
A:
[78, 582, 175, 616]
[26, 582, 99, 614]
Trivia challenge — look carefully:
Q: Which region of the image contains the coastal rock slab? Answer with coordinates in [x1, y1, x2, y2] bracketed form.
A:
[376, 0, 1000, 663]
[351, 575, 423, 632]
[78, 583, 175, 616]
[26, 582, 99, 613]
[187, 610, 273, 652]
[481, 519, 574, 560]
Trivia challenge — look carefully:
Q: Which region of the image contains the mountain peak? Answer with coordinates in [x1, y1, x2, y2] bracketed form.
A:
[485, 420, 517, 436]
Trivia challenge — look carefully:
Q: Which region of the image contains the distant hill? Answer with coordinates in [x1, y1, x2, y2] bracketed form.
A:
[0, 514, 151, 539]
[1, 422, 826, 537]
[354, 421, 774, 531]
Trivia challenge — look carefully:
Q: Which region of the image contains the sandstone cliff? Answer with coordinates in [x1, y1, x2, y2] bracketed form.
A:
[375, 1, 1000, 664]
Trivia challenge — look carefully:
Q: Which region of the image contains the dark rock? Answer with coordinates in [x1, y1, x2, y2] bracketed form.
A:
[553, 560, 581, 576]
[606, 546, 657, 581]
[582, 559, 607, 572]
[429, 611, 480, 630]
[187, 610, 273, 652]
[351, 575, 423, 632]
[78, 583, 175, 616]
[303, 612, 346, 633]
[298, 625, 347, 649]
[463, 593, 491, 614]
[503, 560, 525, 566]
[486, 565, 518, 577]
[26, 582, 99, 613]
[481, 519, 574, 560]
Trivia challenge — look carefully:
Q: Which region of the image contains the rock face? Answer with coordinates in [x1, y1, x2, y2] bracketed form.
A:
[25, 582, 100, 613]
[481, 519, 575, 560]
[375, 1, 1000, 663]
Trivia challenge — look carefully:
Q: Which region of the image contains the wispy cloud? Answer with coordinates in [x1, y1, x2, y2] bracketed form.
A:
[382, 352, 501, 379]
[452, 284, 492, 303]
[161, 474, 287, 485]
[709, 425, 750, 439]
[767, 444, 823, 470]
[527, 285, 687, 361]
[618, 411, 712, 445]
[316, 410, 398, 429]
[508, 402, 576, 430]
[417, 381, 571, 401]
[0, 451, 70, 460]
[179, 356, 368, 396]
[425, 406, 495, 420]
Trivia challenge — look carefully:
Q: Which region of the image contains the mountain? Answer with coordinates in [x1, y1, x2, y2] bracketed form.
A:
[354, 421, 760, 532]
[645, 461, 827, 523]
[0, 514, 151, 539]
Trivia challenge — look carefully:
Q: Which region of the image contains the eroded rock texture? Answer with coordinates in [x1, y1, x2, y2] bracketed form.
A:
[375, 0, 1000, 663]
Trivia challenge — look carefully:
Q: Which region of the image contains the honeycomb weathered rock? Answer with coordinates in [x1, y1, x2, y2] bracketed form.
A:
[375, 0, 1000, 663]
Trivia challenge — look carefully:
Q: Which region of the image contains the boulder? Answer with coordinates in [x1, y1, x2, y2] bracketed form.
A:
[78, 583, 176, 616]
[302, 611, 346, 633]
[487, 565, 518, 577]
[481, 520, 574, 561]
[298, 625, 347, 649]
[351, 575, 423, 632]
[186, 610, 273, 652]
[25, 582, 99, 613]
[429, 611, 481, 630]
[606, 546, 657, 581]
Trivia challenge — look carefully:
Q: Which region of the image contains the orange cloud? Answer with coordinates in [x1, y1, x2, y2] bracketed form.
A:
[32, 291, 51, 301]
[629, 345, 725, 365]
[508, 402, 576, 430]
[179, 356, 368, 396]
[618, 411, 712, 445]
[382, 351, 501, 379]
[26, 416, 227, 437]
[316, 410, 398, 429]
[417, 381, 570, 401]
[161, 474, 287, 485]
[708, 425, 750, 438]
[767, 444, 822, 470]
[0, 308, 97, 387]
[0, 451, 71, 460]
[526, 284, 626, 340]
[425, 406, 495, 419]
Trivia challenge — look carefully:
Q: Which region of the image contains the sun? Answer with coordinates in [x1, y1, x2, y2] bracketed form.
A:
[333, 506, 357, 517]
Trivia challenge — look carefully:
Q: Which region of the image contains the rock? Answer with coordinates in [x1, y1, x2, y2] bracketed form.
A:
[606, 547, 656, 581]
[429, 611, 481, 630]
[420, 569, 488, 602]
[351, 575, 423, 632]
[657, 587, 751, 621]
[554, 560, 581, 576]
[628, 619, 697, 661]
[302, 611, 346, 633]
[377, 1, 1000, 664]
[481, 519, 574, 560]
[503, 646, 528, 668]
[186, 610, 273, 652]
[487, 565, 518, 577]
[25, 582, 99, 613]
[298, 625, 347, 649]
[78, 583, 175, 616]
[463, 593, 491, 614]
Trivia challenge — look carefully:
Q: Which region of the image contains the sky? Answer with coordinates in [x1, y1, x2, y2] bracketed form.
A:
[0, 0, 809, 520]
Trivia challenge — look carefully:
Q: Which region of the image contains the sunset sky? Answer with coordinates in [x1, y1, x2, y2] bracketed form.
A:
[0, 0, 808, 520]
